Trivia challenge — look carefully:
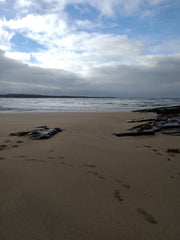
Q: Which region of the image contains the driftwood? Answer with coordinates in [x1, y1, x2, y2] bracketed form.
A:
[10, 126, 62, 140]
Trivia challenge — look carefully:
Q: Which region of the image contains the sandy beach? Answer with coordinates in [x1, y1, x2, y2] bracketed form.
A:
[0, 112, 179, 240]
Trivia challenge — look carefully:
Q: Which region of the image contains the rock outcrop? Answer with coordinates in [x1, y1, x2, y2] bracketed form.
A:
[10, 126, 62, 140]
[115, 105, 180, 137]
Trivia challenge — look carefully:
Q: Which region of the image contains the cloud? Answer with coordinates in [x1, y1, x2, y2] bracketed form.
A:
[2, 11, 145, 71]
[0, 49, 85, 95]
[0, 49, 180, 97]
[13, 0, 170, 17]
[0, 0, 172, 71]
[0, 0, 179, 98]
[84, 54, 180, 97]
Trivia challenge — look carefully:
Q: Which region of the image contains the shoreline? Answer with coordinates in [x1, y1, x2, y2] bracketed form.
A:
[0, 112, 179, 240]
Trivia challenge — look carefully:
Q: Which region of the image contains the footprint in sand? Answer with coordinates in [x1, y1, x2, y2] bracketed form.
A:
[143, 145, 152, 148]
[115, 179, 131, 189]
[170, 174, 180, 180]
[136, 208, 158, 224]
[16, 155, 26, 158]
[0, 144, 8, 150]
[114, 189, 124, 202]
[25, 159, 46, 163]
[60, 161, 73, 167]
[87, 171, 106, 180]
[81, 164, 96, 168]
[12, 145, 18, 148]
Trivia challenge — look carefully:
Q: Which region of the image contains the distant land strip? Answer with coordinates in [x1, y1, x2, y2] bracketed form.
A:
[0, 94, 115, 98]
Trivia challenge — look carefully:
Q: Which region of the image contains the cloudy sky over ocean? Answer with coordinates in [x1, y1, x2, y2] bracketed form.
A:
[0, 0, 180, 97]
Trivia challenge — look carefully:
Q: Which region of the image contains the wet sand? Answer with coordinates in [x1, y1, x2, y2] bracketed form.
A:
[0, 112, 180, 240]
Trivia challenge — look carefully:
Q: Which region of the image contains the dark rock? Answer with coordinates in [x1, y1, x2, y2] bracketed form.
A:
[133, 105, 180, 114]
[161, 123, 180, 128]
[114, 129, 155, 137]
[29, 128, 62, 140]
[127, 118, 157, 123]
[162, 128, 180, 136]
[10, 127, 62, 140]
[10, 131, 29, 136]
[115, 105, 180, 137]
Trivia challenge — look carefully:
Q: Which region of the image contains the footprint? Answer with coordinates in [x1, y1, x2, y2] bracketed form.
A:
[81, 164, 96, 168]
[60, 161, 73, 167]
[136, 208, 158, 224]
[115, 179, 130, 189]
[122, 183, 130, 189]
[87, 171, 98, 176]
[0, 144, 8, 150]
[25, 159, 45, 163]
[98, 174, 106, 180]
[0, 157, 5, 160]
[114, 189, 124, 202]
[87, 171, 106, 180]
[115, 179, 122, 184]
[144, 145, 152, 148]
[12, 145, 18, 148]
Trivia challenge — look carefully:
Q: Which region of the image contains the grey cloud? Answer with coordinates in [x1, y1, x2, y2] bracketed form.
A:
[0, 50, 86, 95]
[0, 49, 180, 97]
[84, 55, 180, 97]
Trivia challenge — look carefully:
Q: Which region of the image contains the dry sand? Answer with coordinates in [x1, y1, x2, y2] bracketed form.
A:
[0, 112, 179, 240]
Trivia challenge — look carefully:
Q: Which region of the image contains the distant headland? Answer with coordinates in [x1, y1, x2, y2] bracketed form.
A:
[0, 94, 115, 98]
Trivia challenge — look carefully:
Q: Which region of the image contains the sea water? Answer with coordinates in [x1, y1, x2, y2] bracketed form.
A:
[0, 97, 180, 112]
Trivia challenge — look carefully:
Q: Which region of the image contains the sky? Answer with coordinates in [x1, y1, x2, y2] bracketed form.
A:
[0, 0, 180, 97]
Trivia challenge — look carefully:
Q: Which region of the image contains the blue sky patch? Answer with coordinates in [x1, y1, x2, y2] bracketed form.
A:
[10, 33, 46, 53]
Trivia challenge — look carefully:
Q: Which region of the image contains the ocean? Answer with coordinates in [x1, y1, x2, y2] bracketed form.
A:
[0, 97, 180, 112]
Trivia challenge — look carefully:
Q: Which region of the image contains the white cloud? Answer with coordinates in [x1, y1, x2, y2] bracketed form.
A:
[12, 0, 170, 17]
[4, 14, 68, 35]
[69, 0, 170, 16]
[1, 49, 179, 97]
[28, 32, 144, 72]
[1, 12, 145, 72]
[0, 23, 14, 50]
[15, 0, 35, 7]
[5, 51, 31, 62]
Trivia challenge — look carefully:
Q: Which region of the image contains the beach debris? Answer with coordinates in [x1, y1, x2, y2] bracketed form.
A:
[10, 126, 62, 140]
[115, 105, 180, 137]
[167, 148, 180, 153]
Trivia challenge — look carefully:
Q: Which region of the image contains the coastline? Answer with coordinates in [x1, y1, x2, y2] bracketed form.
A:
[0, 112, 180, 240]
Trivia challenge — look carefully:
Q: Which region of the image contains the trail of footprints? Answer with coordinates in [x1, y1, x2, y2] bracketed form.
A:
[0, 139, 24, 151]
[4, 140, 180, 225]
[138, 145, 180, 180]
[57, 158, 158, 225]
